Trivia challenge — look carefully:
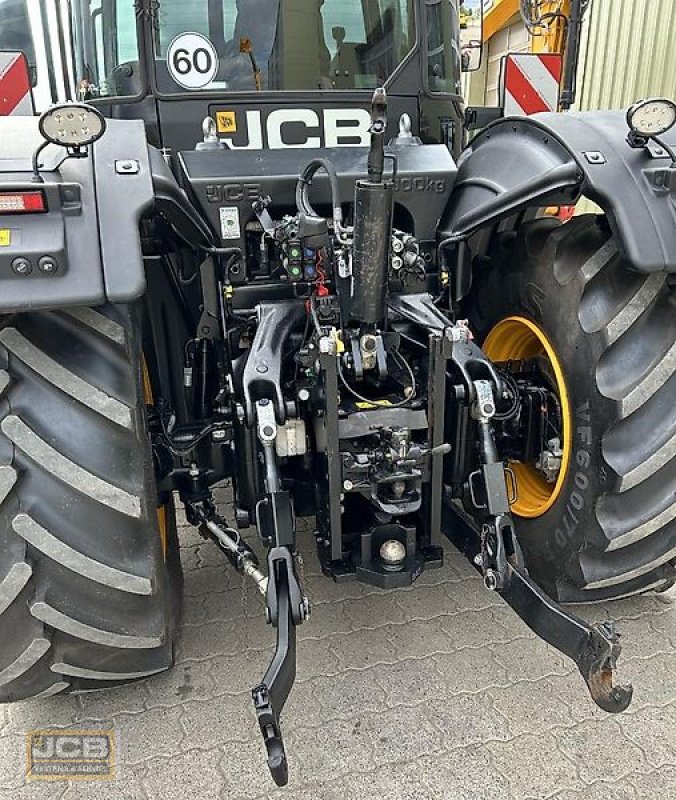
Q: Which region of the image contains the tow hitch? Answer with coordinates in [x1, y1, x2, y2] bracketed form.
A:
[474, 509, 632, 713]
[252, 546, 306, 786]
[183, 396, 308, 787]
[249, 399, 310, 785]
[498, 560, 632, 712]
[180, 318, 631, 788]
[189, 505, 305, 787]
[450, 378, 633, 714]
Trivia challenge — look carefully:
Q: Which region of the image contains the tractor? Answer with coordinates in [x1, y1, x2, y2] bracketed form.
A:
[0, 0, 675, 787]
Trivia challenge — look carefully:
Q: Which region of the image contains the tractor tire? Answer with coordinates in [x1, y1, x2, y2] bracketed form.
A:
[0, 304, 182, 701]
[465, 214, 676, 602]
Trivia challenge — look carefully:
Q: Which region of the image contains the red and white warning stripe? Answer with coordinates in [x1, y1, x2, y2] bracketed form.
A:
[0, 51, 34, 117]
[502, 53, 562, 117]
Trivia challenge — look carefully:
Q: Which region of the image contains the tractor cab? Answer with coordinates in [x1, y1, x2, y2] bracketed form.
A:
[6, 0, 474, 153]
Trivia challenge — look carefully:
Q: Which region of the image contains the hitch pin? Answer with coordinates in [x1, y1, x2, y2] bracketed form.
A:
[203, 518, 269, 595]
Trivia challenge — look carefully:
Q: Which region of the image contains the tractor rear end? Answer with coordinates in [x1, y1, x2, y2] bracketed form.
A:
[0, 0, 675, 787]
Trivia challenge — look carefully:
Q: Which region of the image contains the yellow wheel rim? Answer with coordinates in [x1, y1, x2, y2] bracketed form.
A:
[483, 316, 572, 518]
[142, 356, 168, 558]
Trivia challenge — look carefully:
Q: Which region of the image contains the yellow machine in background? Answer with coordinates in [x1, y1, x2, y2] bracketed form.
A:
[485, 0, 572, 53]
[484, 0, 586, 110]
[459, 3, 474, 28]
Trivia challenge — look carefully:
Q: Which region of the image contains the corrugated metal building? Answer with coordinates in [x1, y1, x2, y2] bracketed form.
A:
[467, 0, 676, 110]
[575, 0, 676, 110]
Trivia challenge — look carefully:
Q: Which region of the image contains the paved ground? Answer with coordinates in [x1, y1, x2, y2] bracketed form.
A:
[1, 483, 675, 799]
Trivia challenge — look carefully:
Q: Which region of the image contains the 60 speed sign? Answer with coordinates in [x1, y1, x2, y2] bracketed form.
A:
[167, 32, 218, 90]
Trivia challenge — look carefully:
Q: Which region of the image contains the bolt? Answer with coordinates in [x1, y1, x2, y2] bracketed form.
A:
[484, 569, 499, 591]
[256, 364, 268, 374]
[392, 479, 406, 498]
[343, 479, 353, 491]
[11, 257, 31, 275]
[473, 554, 482, 566]
[262, 425, 274, 437]
[38, 256, 58, 274]
[211, 429, 227, 441]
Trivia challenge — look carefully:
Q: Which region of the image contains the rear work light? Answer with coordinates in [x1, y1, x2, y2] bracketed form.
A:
[0, 191, 47, 214]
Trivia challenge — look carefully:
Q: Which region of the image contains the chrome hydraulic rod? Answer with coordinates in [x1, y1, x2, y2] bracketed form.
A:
[203, 517, 268, 595]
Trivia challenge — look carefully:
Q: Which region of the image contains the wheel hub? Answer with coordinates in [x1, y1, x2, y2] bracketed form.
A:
[483, 316, 572, 518]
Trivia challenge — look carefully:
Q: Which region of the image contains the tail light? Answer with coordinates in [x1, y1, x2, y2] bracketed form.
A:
[0, 191, 47, 214]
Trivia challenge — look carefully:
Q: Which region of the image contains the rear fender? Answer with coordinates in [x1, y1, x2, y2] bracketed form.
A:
[442, 110, 676, 273]
[0, 117, 153, 313]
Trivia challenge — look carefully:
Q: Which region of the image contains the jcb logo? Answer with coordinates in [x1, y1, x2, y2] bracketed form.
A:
[213, 107, 371, 150]
[26, 729, 115, 780]
[216, 111, 236, 133]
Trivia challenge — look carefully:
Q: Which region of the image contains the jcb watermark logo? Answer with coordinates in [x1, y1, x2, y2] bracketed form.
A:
[26, 729, 115, 781]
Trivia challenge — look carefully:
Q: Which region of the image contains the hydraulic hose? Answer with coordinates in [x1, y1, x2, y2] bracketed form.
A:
[295, 158, 343, 230]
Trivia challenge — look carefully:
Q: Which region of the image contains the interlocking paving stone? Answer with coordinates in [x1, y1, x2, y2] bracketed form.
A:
[427, 691, 512, 748]
[484, 674, 580, 736]
[285, 668, 387, 727]
[554, 718, 649, 784]
[3, 495, 675, 799]
[550, 781, 638, 800]
[63, 762, 148, 800]
[359, 704, 445, 766]
[144, 749, 224, 800]
[626, 765, 676, 796]
[486, 730, 586, 799]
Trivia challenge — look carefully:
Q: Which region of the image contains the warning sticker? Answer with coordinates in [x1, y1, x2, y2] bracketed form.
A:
[219, 207, 241, 240]
[0, 230, 11, 246]
[355, 400, 392, 410]
[216, 111, 236, 133]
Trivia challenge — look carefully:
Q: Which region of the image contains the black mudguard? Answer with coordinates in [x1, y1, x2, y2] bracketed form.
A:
[0, 117, 154, 312]
[442, 109, 676, 274]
